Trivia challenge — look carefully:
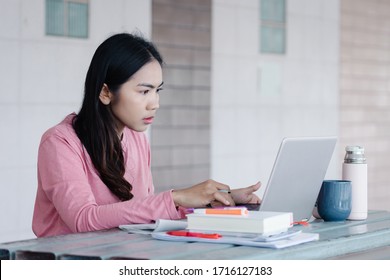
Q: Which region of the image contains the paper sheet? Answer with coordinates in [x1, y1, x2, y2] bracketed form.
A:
[119, 219, 187, 234]
[151, 231, 319, 249]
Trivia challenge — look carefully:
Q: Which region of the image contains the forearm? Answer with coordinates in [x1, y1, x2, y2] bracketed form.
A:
[60, 190, 183, 233]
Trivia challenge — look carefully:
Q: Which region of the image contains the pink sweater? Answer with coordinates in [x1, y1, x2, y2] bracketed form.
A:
[32, 114, 183, 237]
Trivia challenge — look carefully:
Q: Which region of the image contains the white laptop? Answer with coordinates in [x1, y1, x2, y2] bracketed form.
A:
[240, 136, 337, 222]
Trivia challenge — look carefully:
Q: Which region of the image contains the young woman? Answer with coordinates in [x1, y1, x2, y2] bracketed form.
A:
[32, 33, 260, 237]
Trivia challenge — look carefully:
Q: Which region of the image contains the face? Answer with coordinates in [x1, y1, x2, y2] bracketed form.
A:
[105, 59, 163, 133]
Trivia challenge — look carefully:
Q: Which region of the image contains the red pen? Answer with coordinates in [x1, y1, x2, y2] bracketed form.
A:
[167, 230, 221, 239]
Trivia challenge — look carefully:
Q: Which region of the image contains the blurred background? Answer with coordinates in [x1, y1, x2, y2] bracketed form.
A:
[0, 0, 389, 243]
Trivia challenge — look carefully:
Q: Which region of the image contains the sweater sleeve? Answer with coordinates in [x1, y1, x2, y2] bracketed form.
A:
[37, 132, 183, 234]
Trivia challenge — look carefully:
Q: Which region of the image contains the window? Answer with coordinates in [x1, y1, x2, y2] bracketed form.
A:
[46, 0, 89, 38]
[259, 0, 286, 54]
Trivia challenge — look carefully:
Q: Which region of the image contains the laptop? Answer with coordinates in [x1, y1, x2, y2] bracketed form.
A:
[240, 136, 337, 222]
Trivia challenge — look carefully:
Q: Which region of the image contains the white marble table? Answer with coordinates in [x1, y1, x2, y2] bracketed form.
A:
[1, 210, 390, 260]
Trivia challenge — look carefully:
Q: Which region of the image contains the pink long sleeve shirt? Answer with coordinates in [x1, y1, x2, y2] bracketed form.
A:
[32, 113, 183, 237]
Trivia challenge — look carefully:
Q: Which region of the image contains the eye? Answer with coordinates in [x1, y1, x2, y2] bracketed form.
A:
[157, 87, 163, 94]
[141, 90, 150, 95]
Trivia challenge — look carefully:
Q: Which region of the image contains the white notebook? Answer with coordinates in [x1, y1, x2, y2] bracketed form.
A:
[152, 230, 319, 249]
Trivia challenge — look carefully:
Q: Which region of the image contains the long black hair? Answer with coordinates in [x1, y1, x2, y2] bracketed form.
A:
[73, 33, 163, 201]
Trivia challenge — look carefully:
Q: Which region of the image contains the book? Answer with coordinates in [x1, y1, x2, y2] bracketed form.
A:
[152, 230, 319, 249]
[186, 210, 293, 236]
[119, 219, 187, 234]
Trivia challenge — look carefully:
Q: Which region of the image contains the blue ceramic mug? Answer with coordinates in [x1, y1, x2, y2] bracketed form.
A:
[317, 180, 352, 222]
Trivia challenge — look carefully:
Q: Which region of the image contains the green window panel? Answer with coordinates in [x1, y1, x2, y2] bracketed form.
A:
[260, 26, 286, 54]
[46, 0, 65, 36]
[260, 0, 286, 22]
[45, 0, 89, 39]
[68, 2, 88, 38]
[260, 0, 286, 54]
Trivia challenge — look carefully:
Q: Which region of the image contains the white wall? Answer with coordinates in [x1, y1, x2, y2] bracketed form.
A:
[211, 0, 340, 196]
[0, 0, 152, 243]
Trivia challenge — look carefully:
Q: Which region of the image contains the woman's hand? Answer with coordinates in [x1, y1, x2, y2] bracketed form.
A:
[230, 182, 261, 204]
[209, 182, 261, 208]
[172, 179, 235, 208]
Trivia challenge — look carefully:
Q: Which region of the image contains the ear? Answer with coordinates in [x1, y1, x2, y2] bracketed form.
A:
[99, 84, 112, 105]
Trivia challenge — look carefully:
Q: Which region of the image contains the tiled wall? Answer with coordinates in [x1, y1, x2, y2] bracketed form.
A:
[151, 0, 212, 191]
[340, 0, 390, 211]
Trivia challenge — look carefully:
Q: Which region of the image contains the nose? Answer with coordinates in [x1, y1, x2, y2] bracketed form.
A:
[147, 91, 160, 111]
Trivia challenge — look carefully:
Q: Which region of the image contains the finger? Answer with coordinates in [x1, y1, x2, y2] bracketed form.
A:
[251, 195, 261, 204]
[213, 191, 234, 206]
[241, 182, 261, 195]
[214, 183, 230, 192]
[251, 181, 261, 191]
[209, 200, 224, 208]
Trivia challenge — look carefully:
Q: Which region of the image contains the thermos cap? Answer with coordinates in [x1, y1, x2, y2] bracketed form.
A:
[344, 146, 366, 163]
[345, 146, 364, 153]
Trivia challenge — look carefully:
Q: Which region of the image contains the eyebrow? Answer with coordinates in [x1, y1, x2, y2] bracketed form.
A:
[137, 81, 164, 89]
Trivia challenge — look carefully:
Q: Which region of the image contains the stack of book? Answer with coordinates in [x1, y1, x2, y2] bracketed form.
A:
[186, 207, 293, 236]
[151, 207, 319, 249]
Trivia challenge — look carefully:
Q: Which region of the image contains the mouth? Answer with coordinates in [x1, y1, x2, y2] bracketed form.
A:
[143, 116, 154, 124]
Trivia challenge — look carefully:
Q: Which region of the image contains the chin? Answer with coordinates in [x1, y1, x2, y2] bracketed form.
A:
[128, 125, 148, 132]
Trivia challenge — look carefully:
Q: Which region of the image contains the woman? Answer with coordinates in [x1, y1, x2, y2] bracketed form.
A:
[32, 33, 260, 237]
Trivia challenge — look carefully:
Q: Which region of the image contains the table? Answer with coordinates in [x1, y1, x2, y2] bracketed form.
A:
[1, 210, 390, 260]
